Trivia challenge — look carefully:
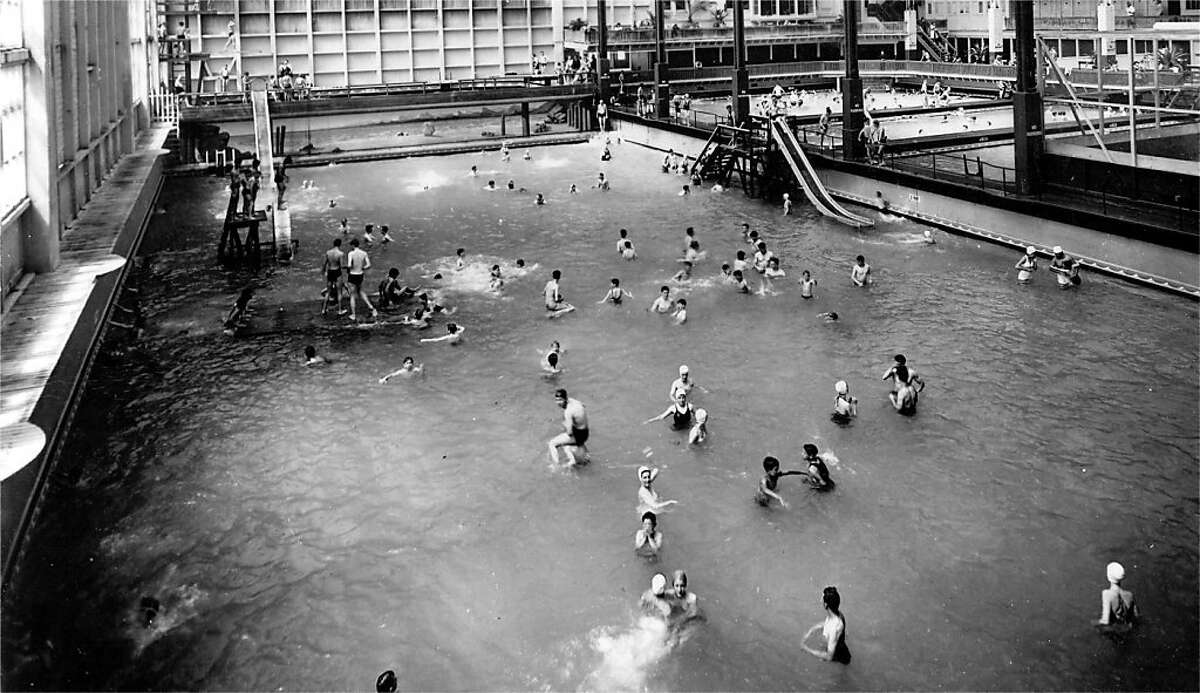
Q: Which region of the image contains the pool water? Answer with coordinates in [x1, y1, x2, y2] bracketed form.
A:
[3, 139, 1197, 691]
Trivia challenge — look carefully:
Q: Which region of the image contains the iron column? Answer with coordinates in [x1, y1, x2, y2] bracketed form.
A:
[841, 0, 865, 160]
[596, 0, 610, 100]
[731, 0, 749, 125]
[1012, 0, 1043, 195]
[653, 0, 670, 117]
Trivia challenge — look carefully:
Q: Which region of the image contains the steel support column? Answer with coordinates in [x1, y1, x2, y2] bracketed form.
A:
[731, 0, 749, 125]
[596, 0, 610, 100]
[840, 0, 865, 160]
[653, 0, 670, 117]
[1012, 0, 1043, 195]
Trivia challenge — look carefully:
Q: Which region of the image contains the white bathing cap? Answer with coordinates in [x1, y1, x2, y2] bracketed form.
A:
[651, 573, 667, 595]
[695, 408, 708, 423]
[1026, 245, 1036, 255]
[923, 230, 932, 238]
[835, 380, 848, 395]
[679, 364, 689, 375]
[1106, 561, 1125, 583]
[1053, 245, 1063, 255]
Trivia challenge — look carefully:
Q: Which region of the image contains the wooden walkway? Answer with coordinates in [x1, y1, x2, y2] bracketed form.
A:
[0, 126, 169, 480]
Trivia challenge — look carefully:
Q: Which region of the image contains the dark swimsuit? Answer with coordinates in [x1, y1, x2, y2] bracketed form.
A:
[671, 405, 693, 430]
[571, 426, 589, 445]
[832, 615, 851, 664]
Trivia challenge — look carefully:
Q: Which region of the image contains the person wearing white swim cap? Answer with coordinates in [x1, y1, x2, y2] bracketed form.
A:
[1094, 561, 1139, 630]
[1049, 245, 1080, 289]
[688, 408, 708, 445]
[1014, 245, 1038, 283]
[669, 364, 698, 401]
[641, 573, 672, 619]
[832, 380, 858, 424]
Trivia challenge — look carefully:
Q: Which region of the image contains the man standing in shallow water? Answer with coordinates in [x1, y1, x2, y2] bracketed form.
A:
[548, 388, 589, 465]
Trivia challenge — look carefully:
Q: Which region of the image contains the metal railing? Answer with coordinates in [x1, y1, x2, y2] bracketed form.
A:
[148, 91, 180, 125]
[569, 20, 905, 46]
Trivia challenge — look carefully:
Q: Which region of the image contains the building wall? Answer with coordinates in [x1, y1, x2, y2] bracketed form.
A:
[0, 0, 148, 286]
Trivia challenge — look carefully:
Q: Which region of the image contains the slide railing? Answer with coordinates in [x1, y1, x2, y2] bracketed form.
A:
[251, 89, 292, 259]
[770, 118, 873, 228]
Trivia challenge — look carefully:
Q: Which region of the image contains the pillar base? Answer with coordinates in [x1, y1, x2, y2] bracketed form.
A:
[840, 76, 866, 160]
[1012, 89, 1044, 195]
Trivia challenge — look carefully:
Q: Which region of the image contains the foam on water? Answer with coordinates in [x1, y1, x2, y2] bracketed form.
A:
[411, 256, 536, 295]
[579, 615, 673, 692]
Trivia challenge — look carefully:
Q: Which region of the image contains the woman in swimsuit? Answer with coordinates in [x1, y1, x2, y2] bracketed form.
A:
[644, 391, 695, 430]
[831, 380, 857, 424]
[801, 443, 834, 491]
[1014, 246, 1038, 283]
[803, 586, 851, 664]
[598, 278, 630, 305]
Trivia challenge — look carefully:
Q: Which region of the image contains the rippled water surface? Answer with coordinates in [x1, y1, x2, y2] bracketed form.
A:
[4, 140, 1197, 691]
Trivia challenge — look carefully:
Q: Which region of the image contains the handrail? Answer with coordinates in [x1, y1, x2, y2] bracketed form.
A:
[771, 118, 872, 227]
[1038, 37, 1112, 161]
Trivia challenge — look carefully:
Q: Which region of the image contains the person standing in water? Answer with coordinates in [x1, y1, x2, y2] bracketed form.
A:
[641, 574, 672, 619]
[1094, 561, 1139, 632]
[831, 380, 857, 424]
[755, 456, 806, 508]
[803, 586, 851, 664]
[544, 269, 575, 318]
[345, 238, 378, 321]
[636, 466, 679, 514]
[851, 255, 871, 286]
[798, 270, 816, 299]
[669, 570, 700, 623]
[321, 238, 347, 316]
[1049, 245, 1081, 289]
[1014, 246, 1038, 283]
[644, 391, 696, 430]
[801, 443, 834, 490]
[548, 388, 588, 465]
[635, 511, 663, 557]
[648, 286, 674, 313]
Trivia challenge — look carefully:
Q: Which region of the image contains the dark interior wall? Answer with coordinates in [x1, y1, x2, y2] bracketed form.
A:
[1042, 152, 1199, 209]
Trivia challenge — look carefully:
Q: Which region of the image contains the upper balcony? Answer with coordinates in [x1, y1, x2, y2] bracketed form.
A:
[566, 20, 906, 51]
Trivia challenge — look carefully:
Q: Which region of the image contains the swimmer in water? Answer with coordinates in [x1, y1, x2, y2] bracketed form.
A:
[648, 285, 674, 313]
[746, 229, 760, 247]
[719, 263, 734, 283]
[506, 179, 515, 190]
[598, 278, 630, 305]
[1050, 245, 1081, 289]
[679, 184, 690, 196]
[400, 307, 431, 330]
[485, 180, 497, 191]
[541, 341, 564, 373]
[733, 250, 749, 273]
[753, 241, 773, 274]
[544, 269, 575, 318]
[688, 408, 708, 444]
[516, 259, 526, 269]
[803, 586, 851, 664]
[732, 270, 751, 293]
[489, 264, 504, 292]
[500, 142, 510, 161]
[671, 298, 687, 325]
[755, 455, 806, 508]
[616, 229, 630, 255]
[420, 322, 465, 345]
[818, 311, 839, 322]
[831, 380, 857, 424]
[801, 443, 834, 490]
[782, 192, 792, 215]
[644, 391, 696, 430]
[303, 345, 327, 366]
[362, 224, 376, 245]
[523, 150, 532, 160]
[535, 193, 546, 206]
[682, 227, 696, 253]
[682, 240, 701, 264]
[379, 356, 423, 382]
[641, 573, 672, 619]
[672, 261, 693, 283]
[381, 224, 394, 244]
[455, 248, 466, 271]
[764, 257, 785, 278]
[873, 190, 889, 211]
[469, 165, 478, 177]
[595, 172, 610, 191]
[338, 218, 349, 235]
[1093, 561, 1139, 632]
[376, 670, 398, 692]
[224, 287, 254, 332]
[883, 358, 921, 414]
[850, 255, 871, 286]
[569, 183, 578, 194]
[740, 222, 752, 242]
[621, 239, 637, 260]
[670, 364, 695, 400]
[922, 230, 935, 245]
[635, 465, 679, 514]
[548, 388, 588, 465]
[1014, 246, 1038, 283]
[799, 270, 816, 298]
[635, 511, 663, 557]
[669, 570, 700, 624]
